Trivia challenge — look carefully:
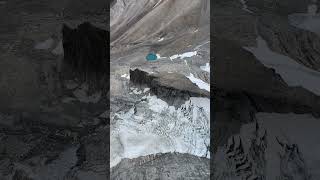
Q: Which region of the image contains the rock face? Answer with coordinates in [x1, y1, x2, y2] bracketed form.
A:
[212, 36, 320, 150]
[213, 1, 320, 179]
[62, 22, 108, 80]
[110, 0, 210, 178]
[212, 0, 320, 150]
[111, 153, 210, 180]
[0, 1, 109, 179]
[130, 68, 209, 106]
[214, 2, 320, 71]
[213, 37, 320, 114]
[258, 15, 320, 71]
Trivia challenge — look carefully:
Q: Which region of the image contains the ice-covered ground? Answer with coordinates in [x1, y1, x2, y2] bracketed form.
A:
[245, 37, 320, 95]
[110, 91, 210, 167]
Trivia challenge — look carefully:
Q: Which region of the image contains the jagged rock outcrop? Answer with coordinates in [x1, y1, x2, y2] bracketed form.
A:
[0, 1, 110, 180]
[276, 138, 310, 179]
[213, 36, 320, 149]
[214, 2, 320, 71]
[111, 153, 210, 180]
[213, 36, 320, 115]
[258, 14, 320, 71]
[62, 22, 108, 81]
[213, 122, 267, 179]
[129, 68, 209, 106]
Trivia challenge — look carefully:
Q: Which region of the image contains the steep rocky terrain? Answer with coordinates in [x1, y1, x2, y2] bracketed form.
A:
[110, 0, 210, 178]
[213, 0, 320, 179]
[111, 153, 210, 180]
[0, 0, 109, 179]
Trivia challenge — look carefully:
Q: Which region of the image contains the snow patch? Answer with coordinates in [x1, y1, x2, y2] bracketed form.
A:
[169, 51, 197, 60]
[186, 73, 210, 92]
[143, 88, 150, 93]
[121, 73, 130, 80]
[200, 63, 210, 73]
[132, 88, 142, 95]
[245, 37, 320, 95]
[156, 53, 165, 59]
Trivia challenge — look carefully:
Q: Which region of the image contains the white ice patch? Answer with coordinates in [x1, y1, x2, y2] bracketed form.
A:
[51, 40, 64, 55]
[158, 37, 164, 42]
[156, 53, 164, 59]
[34, 38, 54, 50]
[143, 88, 150, 93]
[184, 59, 188, 66]
[169, 51, 197, 60]
[186, 73, 210, 92]
[132, 88, 142, 95]
[110, 96, 210, 167]
[245, 37, 320, 95]
[121, 74, 130, 80]
[200, 63, 210, 73]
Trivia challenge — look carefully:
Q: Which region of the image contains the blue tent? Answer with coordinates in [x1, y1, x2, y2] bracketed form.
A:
[146, 53, 158, 61]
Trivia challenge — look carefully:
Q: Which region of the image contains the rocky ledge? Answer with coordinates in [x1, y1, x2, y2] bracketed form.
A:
[111, 153, 210, 180]
[129, 68, 209, 106]
[213, 36, 320, 150]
